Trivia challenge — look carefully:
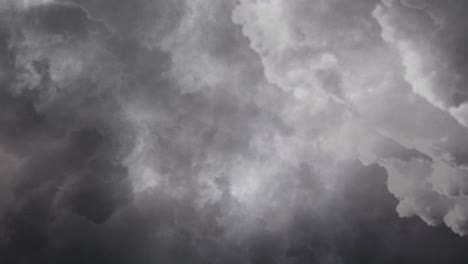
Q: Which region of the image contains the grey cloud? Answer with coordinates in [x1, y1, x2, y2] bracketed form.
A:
[0, 3, 136, 260]
[370, 0, 468, 235]
[429, 163, 468, 197]
[2, 0, 468, 263]
[232, 0, 468, 236]
[64, 0, 186, 46]
[374, 0, 468, 124]
[400, 0, 428, 9]
[21, 3, 108, 37]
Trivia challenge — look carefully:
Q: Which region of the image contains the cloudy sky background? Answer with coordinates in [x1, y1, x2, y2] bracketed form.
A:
[2, 0, 468, 263]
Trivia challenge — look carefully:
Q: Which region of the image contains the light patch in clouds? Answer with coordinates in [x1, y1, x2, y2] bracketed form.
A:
[232, 0, 468, 236]
[0, 0, 55, 11]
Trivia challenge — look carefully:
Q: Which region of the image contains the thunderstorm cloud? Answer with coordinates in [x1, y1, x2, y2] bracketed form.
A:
[1, 0, 468, 263]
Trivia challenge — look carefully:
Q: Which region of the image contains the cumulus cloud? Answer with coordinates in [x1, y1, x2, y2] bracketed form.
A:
[366, 0, 468, 235]
[231, 0, 468, 236]
[2, 0, 468, 263]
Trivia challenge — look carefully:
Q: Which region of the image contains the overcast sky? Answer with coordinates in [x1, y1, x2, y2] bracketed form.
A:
[1, 0, 468, 263]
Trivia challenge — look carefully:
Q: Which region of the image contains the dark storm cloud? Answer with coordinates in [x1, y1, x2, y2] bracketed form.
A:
[2, 0, 468, 264]
[0, 1, 276, 263]
[22, 3, 107, 36]
[64, 0, 186, 46]
[0, 3, 135, 262]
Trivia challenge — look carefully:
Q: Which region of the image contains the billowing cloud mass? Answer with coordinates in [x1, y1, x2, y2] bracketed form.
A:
[1, 0, 468, 263]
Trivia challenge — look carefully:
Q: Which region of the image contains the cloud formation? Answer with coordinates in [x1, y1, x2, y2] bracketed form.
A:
[231, 0, 468, 236]
[1, 0, 468, 263]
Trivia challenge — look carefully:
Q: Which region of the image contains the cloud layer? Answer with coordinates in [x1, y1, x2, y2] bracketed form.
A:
[1, 0, 468, 263]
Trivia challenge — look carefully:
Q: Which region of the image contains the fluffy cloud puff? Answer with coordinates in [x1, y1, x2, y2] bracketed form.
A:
[232, 0, 468, 235]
